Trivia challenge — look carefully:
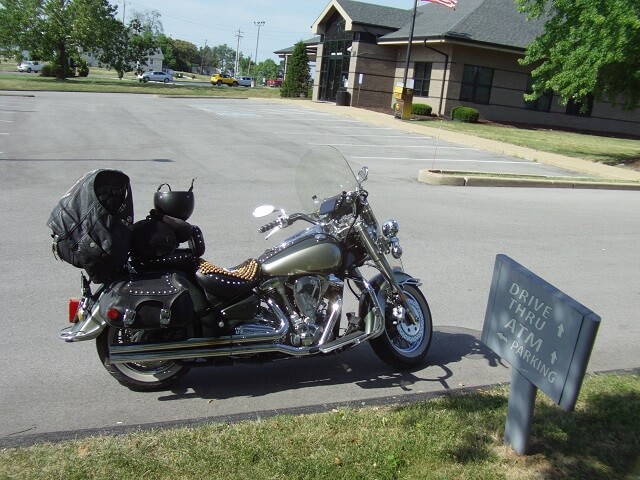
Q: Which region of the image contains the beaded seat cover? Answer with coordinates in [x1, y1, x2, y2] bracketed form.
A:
[197, 258, 260, 281]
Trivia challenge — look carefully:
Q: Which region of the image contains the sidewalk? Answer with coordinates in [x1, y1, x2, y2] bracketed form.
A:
[277, 99, 640, 187]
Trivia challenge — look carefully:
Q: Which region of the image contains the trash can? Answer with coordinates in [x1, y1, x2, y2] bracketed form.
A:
[335, 88, 351, 106]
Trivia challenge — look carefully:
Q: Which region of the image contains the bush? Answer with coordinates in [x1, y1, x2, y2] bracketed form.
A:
[412, 103, 432, 116]
[451, 106, 480, 123]
[76, 59, 89, 77]
[40, 64, 74, 78]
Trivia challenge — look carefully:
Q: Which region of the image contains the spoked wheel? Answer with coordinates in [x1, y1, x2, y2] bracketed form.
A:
[369, 284, 433, 369]
[96, 326, 190, 391]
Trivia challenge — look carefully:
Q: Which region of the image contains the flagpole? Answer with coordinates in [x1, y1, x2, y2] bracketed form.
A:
[402, 0, 418, 88]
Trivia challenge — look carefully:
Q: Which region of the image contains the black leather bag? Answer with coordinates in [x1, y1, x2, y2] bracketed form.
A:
[99, 272, 194, 330]
[47, 169, 134, 284]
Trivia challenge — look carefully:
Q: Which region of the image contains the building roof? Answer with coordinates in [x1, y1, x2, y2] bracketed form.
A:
[379, 0, 547, 51]
[278, 0, 548, 56]
[333, 0, 413, 30]
[274, 36, 321, 56]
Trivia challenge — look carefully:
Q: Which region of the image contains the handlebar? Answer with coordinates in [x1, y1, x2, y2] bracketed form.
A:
[259, 219, 282, 233]
[258, 212, 319, 234]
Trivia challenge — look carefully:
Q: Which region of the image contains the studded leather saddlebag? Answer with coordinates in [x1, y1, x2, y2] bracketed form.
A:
[98, 272, 194, 329]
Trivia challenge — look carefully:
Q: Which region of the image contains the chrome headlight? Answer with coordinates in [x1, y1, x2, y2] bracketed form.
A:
[382, 219, 399, 238]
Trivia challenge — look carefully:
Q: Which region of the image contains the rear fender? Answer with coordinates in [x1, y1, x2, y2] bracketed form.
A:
[60, 302, 106, 343]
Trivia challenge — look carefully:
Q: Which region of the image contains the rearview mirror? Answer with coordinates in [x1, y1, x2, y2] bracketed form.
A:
[252, 205, 275, 218]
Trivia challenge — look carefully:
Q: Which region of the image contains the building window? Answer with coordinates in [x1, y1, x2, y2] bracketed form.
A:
[460, 65, 493, 104]
[565, 96, 593, 117]
[318, 11, 352, 102]
[524, 75, 553, 112]
[413, 62, 432, 97]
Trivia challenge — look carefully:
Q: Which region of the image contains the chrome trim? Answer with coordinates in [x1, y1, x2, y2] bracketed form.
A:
[59, 303, 106, 342]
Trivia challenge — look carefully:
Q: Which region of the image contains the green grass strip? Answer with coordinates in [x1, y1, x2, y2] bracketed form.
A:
[1, 372, 638, 480]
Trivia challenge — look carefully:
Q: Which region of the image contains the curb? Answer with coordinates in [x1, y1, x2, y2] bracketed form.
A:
[419, 169, 640, 190]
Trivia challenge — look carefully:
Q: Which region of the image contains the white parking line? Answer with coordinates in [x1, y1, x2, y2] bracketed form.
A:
[0, 120, 14, 123]
[350, 156, 526, 164]
[308, 143, 475, 149]
[273, 126, 394, 131]
[275, 133, 429, 138]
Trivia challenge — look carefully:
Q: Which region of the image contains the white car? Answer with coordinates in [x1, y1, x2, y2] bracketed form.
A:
[237, 76, 254, 87]
[17, 61, 43, 73]
[138, 71, 173, 83]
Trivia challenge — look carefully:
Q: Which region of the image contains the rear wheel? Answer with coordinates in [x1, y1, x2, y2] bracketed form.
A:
[96, 326, 190, 391]
[163, 78, 169, 83]
[216, 80, 223, 86]
[369, 284, 432, 368]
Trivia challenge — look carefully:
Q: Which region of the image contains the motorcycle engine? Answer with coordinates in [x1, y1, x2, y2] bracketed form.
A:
[290, 276, 328, 346]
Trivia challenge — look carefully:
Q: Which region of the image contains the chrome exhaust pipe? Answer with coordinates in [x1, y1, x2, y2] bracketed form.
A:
[109, 313, 290, 363]
[109, 342, 312, 364]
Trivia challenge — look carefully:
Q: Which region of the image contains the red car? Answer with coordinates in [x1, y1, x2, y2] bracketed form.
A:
[266, 79, 283, 88]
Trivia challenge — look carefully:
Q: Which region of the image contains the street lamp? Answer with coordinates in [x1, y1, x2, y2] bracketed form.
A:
[251, 21, 265, 78]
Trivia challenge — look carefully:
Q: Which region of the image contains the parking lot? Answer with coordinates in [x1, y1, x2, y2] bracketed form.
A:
[1, 92, 638, 445]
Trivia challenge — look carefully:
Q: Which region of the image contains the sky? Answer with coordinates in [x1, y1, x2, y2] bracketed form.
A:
[116, 0, 415, 63]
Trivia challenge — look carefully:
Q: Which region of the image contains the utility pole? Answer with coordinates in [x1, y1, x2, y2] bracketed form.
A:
[122, 0, 126, 23]
[234, 29, 243, 76]
[250, 21, 265, 78]
[200, 39, 207, 75]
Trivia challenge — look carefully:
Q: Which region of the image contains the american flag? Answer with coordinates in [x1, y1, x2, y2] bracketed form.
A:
[421, 0, 457, 10]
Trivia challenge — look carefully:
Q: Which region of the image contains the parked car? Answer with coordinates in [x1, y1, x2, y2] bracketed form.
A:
[237, 76, 253, 87]
[211, 73, 239, 87]
[17, 61, 43, 73]
[266, 78, 283, 88]
[138, 71, 173, 83]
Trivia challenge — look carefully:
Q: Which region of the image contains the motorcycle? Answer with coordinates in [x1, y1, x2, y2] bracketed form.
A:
[59, 146, 433, 391]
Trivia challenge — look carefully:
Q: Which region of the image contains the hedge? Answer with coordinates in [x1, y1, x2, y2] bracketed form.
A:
[411, 103, 432, 116]
[451, 106, 480, 123]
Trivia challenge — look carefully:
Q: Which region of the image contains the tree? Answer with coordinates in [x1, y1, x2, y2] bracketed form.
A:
[100, 18, 156, 79]
[0, 0, 121, 79]
[254, 58, 279, 84]
[517, 0, 640, 111]
[280, 41, 310, 98]
[211, 44, 235, 72]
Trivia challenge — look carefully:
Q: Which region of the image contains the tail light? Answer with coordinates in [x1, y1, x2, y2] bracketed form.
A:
[69, 298, 80, 323]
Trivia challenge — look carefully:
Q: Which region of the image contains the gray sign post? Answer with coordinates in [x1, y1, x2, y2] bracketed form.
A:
[482, 254, 600, 455]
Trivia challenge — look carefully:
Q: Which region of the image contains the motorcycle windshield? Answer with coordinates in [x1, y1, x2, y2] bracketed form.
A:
[295, 146, 357, 213]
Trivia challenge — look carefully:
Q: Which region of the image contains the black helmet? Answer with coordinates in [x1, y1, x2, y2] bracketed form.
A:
[153, 180, 194, 221]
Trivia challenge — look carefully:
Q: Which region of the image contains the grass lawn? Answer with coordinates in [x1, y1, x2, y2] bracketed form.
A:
[411, 117, 640, 168]
[0, 372, 638, 480]
[0, 67, 282, 99]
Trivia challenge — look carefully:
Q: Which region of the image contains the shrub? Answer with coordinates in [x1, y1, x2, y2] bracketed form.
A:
[40, 64, 74, 78]
[76, 59, 89, 77]
[412, 103, 432, 116]
[451, 106, 480, 123]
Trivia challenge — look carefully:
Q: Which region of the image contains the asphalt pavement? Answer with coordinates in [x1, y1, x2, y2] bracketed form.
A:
[0, 92, 638, 447]
[280, 98, 640, 186]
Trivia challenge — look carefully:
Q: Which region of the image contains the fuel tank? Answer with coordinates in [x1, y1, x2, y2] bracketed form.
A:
[259, 227, 342, 276]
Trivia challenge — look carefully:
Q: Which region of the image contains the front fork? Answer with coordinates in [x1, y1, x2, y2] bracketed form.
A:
[353, 222, 419, 326]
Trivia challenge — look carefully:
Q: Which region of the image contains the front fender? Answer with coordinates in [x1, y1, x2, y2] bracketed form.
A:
[358, 270, 423, 337]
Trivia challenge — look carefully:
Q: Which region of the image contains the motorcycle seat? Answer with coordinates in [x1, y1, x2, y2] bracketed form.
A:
[195, 258, 261, 298]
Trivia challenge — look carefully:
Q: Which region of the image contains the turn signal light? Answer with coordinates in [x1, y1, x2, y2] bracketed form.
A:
[107, 308, 120, 321]
[68, 298, 80, 323]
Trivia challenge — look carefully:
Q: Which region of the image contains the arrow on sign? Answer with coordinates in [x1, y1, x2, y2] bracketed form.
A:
[497, 332, 508, 343]
[551, 351, 557, 364]
[557, 323, 565, 338]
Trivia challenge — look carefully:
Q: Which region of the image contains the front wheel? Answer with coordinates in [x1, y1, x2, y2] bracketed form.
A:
[369, 284, 433, 369]
[96, 326, 190, 391]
